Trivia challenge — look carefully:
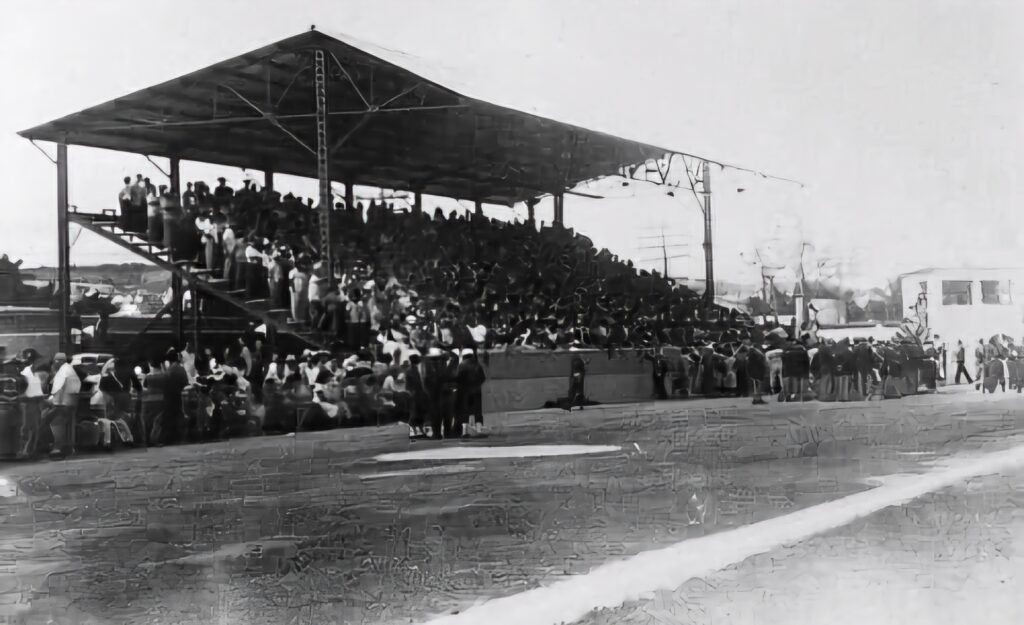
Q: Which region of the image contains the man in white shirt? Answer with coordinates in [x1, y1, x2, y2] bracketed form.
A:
[43, 352, 81, 458]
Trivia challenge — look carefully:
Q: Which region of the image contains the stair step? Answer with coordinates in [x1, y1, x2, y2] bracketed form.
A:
[226, 289, 246, 296]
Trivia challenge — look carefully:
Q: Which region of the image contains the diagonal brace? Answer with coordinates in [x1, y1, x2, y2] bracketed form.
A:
[220, 83, 316, 156]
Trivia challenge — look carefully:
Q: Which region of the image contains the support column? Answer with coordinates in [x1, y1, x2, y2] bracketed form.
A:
[552, 193, 564, 226]
[56, 143, 72, 354]
[413, 192, 422, 215]
[345, 181, 354, 212]
[191, 283, 200, 357]
[526, 198, 538, 226]
[314, 48, 334, 289]
[169, 157, 181, 199]
[264, 169, 274, 194]
[701, 161, 715, 310]
[171, 273, 183, 347]
[474, 200, 483, 218]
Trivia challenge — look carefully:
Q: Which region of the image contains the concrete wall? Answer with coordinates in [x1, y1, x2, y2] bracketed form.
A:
[480, 349, 652, 413]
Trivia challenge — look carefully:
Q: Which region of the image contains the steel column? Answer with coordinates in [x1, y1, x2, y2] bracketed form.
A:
[314, 48, 334, 289]
[172, 273, 183, 347]
[345, 181, 354, 212]
[474, 200, 483, 218]
[169, 157, 181, 198]
[552, 193, 564, 225]
[191, 283, 200, 358]
[413, 191, 422, 215]
[264, 169, 274, 194]
[56, 143, 71, 354]
[702, 161, 715, 310]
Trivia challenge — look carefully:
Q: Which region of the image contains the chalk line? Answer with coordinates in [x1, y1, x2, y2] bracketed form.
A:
[422, 443, 1024, 625]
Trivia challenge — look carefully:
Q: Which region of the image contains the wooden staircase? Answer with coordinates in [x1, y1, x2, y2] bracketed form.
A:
[69, 211, 324, 350]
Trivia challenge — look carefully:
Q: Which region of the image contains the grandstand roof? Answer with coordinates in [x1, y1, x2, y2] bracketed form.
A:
[18, 29, 672, 206]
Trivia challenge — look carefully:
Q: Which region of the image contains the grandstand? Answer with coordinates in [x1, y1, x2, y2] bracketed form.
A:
[18, 28, 723, 357]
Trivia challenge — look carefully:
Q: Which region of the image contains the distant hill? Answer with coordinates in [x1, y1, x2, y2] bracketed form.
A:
[23, 263, 168, 291]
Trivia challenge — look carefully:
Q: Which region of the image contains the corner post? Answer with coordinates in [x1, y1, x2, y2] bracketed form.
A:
[56, 142, 72, 354]
[413, 191, 422, 215]
[552, 193, 564, 225]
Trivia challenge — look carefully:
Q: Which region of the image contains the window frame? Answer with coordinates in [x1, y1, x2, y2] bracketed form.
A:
[941, 280, 973, 306]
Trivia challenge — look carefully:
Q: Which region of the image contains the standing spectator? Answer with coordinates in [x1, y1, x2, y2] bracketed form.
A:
[159, 349, 190, 446]
[118, 176, 133, 230]
[781, 338, 810, 402]
[745, 340, 768, 405]
[569, 354, 587, 409]
[456, 349, 486, 435]
[406, 352, 428, 438]
[41, 353, 80, 459]
[129, 174, 148, 233]
[290, 256, 310, 325]
[182, 182, 197, 210]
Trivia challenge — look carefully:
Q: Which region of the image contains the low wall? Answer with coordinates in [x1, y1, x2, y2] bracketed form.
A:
[480, 349, 653, 413]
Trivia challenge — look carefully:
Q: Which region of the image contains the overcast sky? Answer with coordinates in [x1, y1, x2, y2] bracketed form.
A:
[1, 0, 1021, 293]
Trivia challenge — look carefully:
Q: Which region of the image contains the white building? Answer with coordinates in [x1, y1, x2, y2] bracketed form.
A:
[899, 267, 1024, 352]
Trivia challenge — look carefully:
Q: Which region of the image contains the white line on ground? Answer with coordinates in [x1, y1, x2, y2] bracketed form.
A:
[422, 443, 1024, 625]
[374, 444, 622, 462]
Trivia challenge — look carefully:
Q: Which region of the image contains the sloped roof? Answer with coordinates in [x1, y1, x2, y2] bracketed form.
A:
[18, 29, 671, 206]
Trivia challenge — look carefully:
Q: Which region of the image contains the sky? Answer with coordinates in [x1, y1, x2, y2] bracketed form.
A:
[1, 0, 1021, 295]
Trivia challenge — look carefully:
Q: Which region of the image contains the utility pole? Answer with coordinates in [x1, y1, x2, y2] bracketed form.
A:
[638, 229, 689, 279]
[701, 161, 714, 311]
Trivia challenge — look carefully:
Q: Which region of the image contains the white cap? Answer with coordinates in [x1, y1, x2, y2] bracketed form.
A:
[426, 347, 444, 358]
[461, 348, 474, 357]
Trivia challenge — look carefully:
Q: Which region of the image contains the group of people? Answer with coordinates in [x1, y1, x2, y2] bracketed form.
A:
[953, 336, 1024, 393]
[651, 329, 955, 404]
[0, 323, 492, 459]
[113, 174, 719, 353]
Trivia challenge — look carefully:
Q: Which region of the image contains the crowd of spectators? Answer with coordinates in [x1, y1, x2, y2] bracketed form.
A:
[1, 332, 488, 460]
[116, 173, 711, 354]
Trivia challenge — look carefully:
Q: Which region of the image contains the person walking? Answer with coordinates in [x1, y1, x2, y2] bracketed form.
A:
[953, 340, 973, 385]
[974, 339, 986, 390]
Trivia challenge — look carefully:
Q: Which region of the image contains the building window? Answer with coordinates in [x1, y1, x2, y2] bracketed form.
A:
[981, 280, 1012, 305]
[941, 280, 972, 306]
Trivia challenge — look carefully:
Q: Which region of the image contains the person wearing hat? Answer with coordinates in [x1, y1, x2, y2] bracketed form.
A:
[214, 176, 234, 202]
[456, 348, 486, 436]
[154, 348, 191, 446]
[40, 352, 81, 458]
[405, 352, 428, 438]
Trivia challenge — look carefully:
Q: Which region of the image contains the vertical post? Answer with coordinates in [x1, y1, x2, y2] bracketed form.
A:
[413, 191, 422, 215]
[172, 273, 183, 347]
[191, 283, 200, 360]
[474, 200, 483, 218]
[56, 143, 72, 354]
[169, 157, 181, 199]
[264, 169, 274, 194]
[553, 193, 564, 225]
[314, 48, 334, 289]
[701, 161, 715, 310]
[526, 198, 537, 226]
[345, 181, 354, 212]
